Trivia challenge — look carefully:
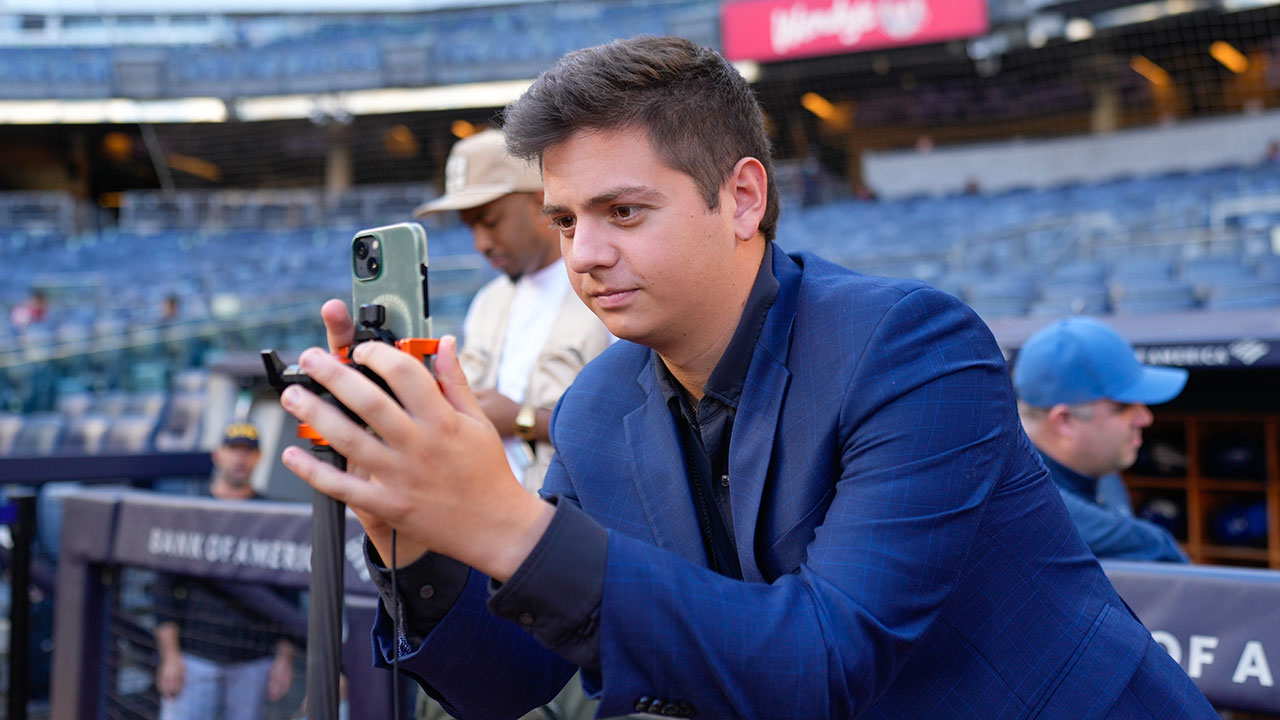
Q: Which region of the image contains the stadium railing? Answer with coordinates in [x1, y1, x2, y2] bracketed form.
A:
[46, 488, 408, 720]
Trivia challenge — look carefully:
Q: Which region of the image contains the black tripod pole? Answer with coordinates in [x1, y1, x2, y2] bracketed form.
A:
[7, 490, 35, 720]
[307, 444, 347, 720]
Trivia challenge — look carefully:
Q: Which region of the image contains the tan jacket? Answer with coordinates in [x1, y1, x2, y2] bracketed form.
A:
[458, 274, 612, 493]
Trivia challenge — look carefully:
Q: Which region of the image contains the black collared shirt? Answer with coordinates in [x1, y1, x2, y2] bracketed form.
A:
[370, 248, 779, 675]
[654, 251, 779, 578]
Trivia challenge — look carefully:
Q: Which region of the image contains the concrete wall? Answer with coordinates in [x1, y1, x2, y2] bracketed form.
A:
[863, 109, 1280, 199]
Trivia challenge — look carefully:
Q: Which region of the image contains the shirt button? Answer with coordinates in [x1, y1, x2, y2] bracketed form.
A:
[419, 585, 435, 600]
[518, 611, 535, 625]
[719, 474, 730, 488]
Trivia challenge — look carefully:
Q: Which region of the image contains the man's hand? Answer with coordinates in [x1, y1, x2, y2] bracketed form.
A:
[474, 389, 520, 437]
[156, 654, 185, 699]
[267, 642, 295, 702]
[318, 299, 421, 566]
[281, 302, 554, 581]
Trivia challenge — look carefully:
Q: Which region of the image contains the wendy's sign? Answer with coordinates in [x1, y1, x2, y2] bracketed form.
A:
[723, 0, 988, 62]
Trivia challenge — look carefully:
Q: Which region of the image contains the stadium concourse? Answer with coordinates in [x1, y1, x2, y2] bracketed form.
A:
[1, 0, 1280, 718]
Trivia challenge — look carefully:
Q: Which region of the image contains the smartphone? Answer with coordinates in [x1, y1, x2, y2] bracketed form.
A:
[350, 222, 431, 342]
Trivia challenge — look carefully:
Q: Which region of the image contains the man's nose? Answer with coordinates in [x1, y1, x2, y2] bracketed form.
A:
[564, 220, 616, 274]
[470, 226, 495, 254]
[1133, 403, 1154, 428]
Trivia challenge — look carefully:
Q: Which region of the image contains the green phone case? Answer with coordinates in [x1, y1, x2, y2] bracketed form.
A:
[350, 222, 432, 342]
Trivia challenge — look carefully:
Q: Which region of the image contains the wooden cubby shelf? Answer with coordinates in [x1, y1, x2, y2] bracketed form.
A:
[1123, 412, 1280, 569]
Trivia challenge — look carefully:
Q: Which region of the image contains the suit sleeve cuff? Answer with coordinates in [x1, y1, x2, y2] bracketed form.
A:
[486, 498, 606, 674]
[365, 536, 470, 643]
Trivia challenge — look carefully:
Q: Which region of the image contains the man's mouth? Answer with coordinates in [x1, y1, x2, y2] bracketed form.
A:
[591, 288, 637, 309]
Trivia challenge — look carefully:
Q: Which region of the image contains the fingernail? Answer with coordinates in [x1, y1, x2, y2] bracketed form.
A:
[281, 447, 300, 468]
[351, 343, 368, 363]
[299, 348, 322, 369]
[281, 385, 300, 409]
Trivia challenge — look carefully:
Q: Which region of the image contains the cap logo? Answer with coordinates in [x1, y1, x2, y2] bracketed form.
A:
[444, 154, 469, 194]
[223, 423, 259, 444]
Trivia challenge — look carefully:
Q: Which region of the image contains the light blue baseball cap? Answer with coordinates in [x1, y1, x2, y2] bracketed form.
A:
[1013, 317, 1188, 408]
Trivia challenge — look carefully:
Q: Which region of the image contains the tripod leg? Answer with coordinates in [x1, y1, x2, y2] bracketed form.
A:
[307, 445, 346, 720]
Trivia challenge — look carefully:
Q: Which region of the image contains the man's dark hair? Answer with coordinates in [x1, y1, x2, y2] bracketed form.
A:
[503, 35, 779, 242]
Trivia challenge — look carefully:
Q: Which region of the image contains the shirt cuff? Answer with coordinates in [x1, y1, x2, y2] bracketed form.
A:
[486, 498, 607, 674]
[364, 536, 470, 643]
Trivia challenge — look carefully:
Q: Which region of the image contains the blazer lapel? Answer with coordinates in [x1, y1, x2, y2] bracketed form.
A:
[623, 353, 708, 565]
[729, 245, 799, 583]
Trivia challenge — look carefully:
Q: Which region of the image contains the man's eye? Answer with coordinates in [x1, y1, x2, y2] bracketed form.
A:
[550, 216, 575, 231]
[614, 206, 642, 221]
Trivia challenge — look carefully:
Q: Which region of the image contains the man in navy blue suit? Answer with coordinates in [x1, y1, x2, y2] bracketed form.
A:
[279, 37, 1216, 718]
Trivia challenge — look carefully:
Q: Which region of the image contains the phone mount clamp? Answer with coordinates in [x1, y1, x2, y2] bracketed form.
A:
[262, 304, 437, 720]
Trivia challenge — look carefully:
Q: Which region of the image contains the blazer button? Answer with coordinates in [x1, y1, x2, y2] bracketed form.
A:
[634, 696, 652, 713]
[647, 698, 665, 714]
[661, 702, 681, 716]
[517, 611, 535, 625]
[679, 702, 696, 716]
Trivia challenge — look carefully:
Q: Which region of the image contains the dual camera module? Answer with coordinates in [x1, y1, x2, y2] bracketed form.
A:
[353, 236, 381, 279]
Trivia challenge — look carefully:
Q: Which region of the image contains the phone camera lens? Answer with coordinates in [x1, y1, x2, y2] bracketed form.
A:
[367, 258, 379, 275]
[355, 240, 369, 260]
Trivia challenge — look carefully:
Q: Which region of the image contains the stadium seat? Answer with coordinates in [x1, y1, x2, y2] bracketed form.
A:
[152, 392, 205, 452]
[128, 391, 169, 421]
[1111, 278, 1198, 314]
[54, 391, 94, 419]
[1205, 279, 1280, 309]
[172, 368, 209, 394]
[0, 412, 23, 455]
[60, 413, 111, 454]
[1252, 254, 1280, 280]
[1048, 260, 1108, 285]
[101, 415, 158, 453]
[1034, 282, 1110, 316]
[1110, 258, 1176, 284]
[10, 413, 67, 456]
[91, 391, 132, 419]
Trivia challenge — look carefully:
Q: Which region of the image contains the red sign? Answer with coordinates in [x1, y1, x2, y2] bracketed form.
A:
[722, 0, 989, 62]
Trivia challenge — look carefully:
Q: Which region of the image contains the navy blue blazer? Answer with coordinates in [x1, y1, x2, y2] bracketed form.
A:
[378, 245, 1214, 719]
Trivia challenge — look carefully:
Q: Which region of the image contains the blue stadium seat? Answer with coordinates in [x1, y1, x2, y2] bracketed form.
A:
[153, 392, 205, 452]
[1111, 278, 1198, 314]
[11, 413, 67, 456]
[1204, 280, 1280, 310]
[0, 412, 23, 455]
[101, 414, 158, 453]
[1032, 281, 1111, 316]
[60, 413, 111, 454]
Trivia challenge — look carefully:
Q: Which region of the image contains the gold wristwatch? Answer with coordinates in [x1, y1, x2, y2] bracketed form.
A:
[514, 404, 538, 442]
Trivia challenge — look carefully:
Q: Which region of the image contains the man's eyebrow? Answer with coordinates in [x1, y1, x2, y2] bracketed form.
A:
[542, 186, 668, 216]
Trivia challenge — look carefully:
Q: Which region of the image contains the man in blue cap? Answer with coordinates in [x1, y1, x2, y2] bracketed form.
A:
[1014, 317, 1190, 562]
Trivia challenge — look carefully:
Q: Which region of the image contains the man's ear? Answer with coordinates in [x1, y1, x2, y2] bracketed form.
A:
[1046, 404, 1076, 438]
[728, 157, 768, 242]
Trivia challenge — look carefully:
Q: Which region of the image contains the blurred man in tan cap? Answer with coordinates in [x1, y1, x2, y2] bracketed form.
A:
[414, 129, 612, 720]
[416, 128, 612, 497]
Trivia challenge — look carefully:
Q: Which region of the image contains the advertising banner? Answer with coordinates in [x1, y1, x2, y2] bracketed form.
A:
[722, 0, 988, 62]
[93, 490, 378, 596]
[1105, 561, 1280, 713]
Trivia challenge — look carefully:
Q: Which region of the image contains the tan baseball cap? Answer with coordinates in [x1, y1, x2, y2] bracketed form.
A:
[413, 128, 543, 216]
